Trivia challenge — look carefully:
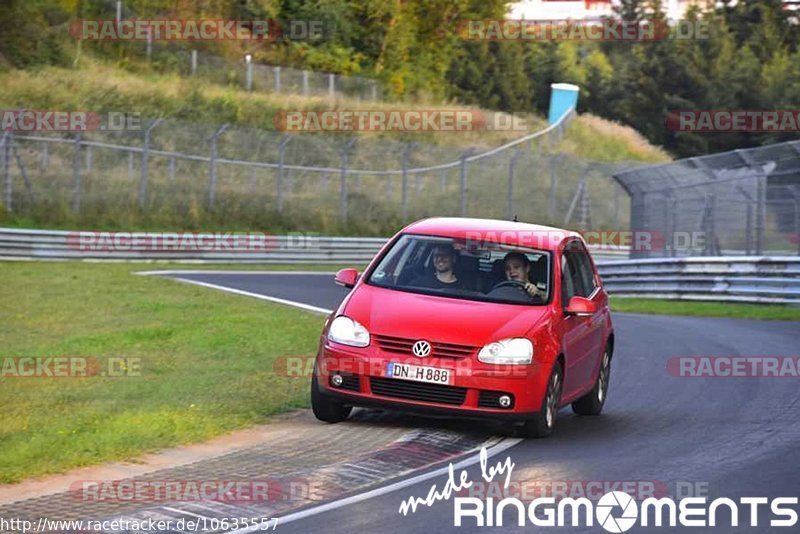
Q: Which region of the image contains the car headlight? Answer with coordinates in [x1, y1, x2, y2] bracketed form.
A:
[328, 316, 370, 347]
[478, 338, 533, 365]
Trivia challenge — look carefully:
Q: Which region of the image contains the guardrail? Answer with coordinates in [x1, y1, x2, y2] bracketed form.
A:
[0, 227, 628, 263]
[598, 256, 800, 304]
[2, 228, 797, 304]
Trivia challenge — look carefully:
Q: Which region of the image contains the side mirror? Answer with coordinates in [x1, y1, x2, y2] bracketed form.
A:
[334, 268, 359, 289]
[565, 296, 597, 317]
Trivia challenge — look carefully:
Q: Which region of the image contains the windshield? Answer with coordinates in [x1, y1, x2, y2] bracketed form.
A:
[366, 234, 551, 305]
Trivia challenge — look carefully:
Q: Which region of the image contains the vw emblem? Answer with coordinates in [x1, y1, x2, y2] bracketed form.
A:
[412, 340, 431, 357]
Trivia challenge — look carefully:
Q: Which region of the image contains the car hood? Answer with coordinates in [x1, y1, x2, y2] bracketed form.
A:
[342, 283, 549, 346]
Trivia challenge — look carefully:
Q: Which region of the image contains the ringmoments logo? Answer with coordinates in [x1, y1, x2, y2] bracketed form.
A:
[452, 491, 799, 529]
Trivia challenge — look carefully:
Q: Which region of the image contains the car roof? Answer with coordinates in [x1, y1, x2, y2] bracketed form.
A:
[401, 217, 582, 251]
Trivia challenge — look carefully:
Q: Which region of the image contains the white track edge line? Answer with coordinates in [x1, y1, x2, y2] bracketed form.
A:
[227, 437, 522, 533]
[146, 271, 523, 531]
[159, 277, 333, 315]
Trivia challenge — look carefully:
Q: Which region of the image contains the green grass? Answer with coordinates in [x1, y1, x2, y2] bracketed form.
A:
[1, 260, 797, 484]
[0, 262, 333, 484]
[610, 297, 800, 321]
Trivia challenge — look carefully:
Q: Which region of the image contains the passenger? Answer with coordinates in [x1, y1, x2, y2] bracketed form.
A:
[503, 252, 545, 299]
[410, 244, 468, 290]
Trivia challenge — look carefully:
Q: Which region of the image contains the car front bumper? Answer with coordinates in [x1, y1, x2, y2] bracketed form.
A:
[315, 341, 552, 419]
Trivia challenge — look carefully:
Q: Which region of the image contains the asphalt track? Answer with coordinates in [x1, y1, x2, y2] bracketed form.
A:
[158, 271, 800, 533]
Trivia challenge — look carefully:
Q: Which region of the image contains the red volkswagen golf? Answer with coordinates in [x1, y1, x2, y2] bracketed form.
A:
[310, 217, 614, 438]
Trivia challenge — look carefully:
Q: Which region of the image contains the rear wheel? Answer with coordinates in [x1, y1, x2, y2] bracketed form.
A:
[515, 361, 563, 438]
[311, 373, 352, 423]
[572, 349, 611, 416]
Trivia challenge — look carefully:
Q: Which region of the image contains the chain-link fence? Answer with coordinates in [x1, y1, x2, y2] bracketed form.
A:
[151, 48, 381, 100]
[614, 140, 800, 258]
[0, 110, 646, 236]
[78, 2, 383, 101]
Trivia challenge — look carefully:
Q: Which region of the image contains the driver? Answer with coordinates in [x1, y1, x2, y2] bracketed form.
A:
[503, 252, 545, 299]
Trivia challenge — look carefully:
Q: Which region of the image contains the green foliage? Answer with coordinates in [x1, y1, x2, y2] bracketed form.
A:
[1, 1, 796, 157]
[445, 3, 800, 157]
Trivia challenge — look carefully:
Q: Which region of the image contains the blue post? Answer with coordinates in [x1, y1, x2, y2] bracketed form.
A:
[548, 83, 580, 124]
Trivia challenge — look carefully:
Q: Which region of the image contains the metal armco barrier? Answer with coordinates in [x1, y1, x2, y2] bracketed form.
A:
[1, 228, 797, 304]
[0, 228, 386, 264]
[599, 256, 800, 304]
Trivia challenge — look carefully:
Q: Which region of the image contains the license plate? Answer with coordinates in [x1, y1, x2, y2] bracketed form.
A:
[386, 362, 452, 385]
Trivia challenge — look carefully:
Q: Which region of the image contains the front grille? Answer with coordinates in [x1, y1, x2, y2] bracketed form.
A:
[338, 374, 361, 392]
[373, 334, 476, 359]
[478, 390, 515, 409]
[369, 377, 467, 406]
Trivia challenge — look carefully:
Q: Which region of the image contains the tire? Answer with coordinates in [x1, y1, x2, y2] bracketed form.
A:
[515, 361, 563, 438]
[311, 373, 352, 423]
[571, 348, 611, 416]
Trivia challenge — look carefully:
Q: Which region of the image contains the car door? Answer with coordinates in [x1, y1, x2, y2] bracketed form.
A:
[559, 241, 603, 399]
[569, 242, 606, 391]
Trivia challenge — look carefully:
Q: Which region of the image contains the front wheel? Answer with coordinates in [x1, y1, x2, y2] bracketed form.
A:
[571, 349, 611, 416]
[311, 373, 352, 423]
[515, 361, 563, 438]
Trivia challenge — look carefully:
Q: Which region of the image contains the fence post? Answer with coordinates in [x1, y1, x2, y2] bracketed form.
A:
[85, 145, 92, 172]
[191, 50, 197, 75]
[10, 139, 33, 202]
[168, 156, 176, 185]
[794, 186, 800, 256]
[277, 135, 291, 213]
[371, 82, 378, 102]
[245, 57, 253, 92]
[302, 70, 309, 96]
[41, 140, 48, 171]
[459, 149, 475, 217]
[207, 124, 229, 210]
[578, 180, 591, 229]
[72, 133, 82, 213]
[667, 193, 677, 257]
[737, 150, 765, 255]
[139, 118, 163, 210]
[547, 154, 561, 220]
[507, 149, 522, 220]
[128, 150, 134, 181]
[339, 139, 356, 224]
[401, 144, 416, 220]
[145, 25, 152, 62]
[274, 66, 281, 93]
[736, 186, 754, 255]
[328, 73, 335, 99]
[2, 133, 11, 212]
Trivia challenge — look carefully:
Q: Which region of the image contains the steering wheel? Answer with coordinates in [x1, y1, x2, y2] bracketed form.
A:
[491, 280, 529, 292]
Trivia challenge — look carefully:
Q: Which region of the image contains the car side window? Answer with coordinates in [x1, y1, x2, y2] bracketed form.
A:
[571, 244, 597, 298]
[561, 254, 578, 308]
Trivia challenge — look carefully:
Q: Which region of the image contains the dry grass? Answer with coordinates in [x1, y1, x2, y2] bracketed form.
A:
[557, 114, 672, 163]
[0, 62, 545, 149]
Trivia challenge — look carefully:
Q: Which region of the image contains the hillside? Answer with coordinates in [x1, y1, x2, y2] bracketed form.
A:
[0, 61, 669, 234]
